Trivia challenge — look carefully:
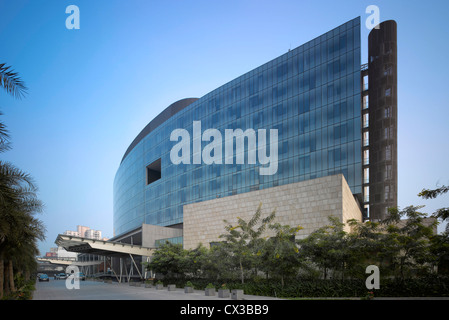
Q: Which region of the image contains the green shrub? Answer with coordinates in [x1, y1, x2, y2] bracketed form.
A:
[151, 273, 449, 298]
[1, 279, 36, 300]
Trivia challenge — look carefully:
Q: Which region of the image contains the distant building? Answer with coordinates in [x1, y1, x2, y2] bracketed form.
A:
[45, 251, 57, 257]
[45, 246, 78, 259]
[63, 225, 109, 241]
[63, 230, 78, 237]
[46, 225, 109, 259]
[77, 225, 90, 238]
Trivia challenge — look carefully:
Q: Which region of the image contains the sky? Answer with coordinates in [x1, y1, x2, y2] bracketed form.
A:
[0, 0, 448, 255]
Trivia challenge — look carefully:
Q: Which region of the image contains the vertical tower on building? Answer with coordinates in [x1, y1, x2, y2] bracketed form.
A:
[365, 20, 398, 220]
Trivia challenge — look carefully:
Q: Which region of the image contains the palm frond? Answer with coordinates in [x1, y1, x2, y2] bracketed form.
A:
[0, 63, 28, 99]
[0, 116, 12, 153]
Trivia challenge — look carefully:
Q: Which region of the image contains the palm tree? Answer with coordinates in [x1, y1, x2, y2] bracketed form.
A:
[2, 207, 45, 293]
[0, 62, 45, 298]
[0, 62, 27, 153]
[0, 160, 45, 297]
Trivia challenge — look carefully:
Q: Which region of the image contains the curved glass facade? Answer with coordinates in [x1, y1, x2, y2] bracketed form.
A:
[113, 17, 362, 237]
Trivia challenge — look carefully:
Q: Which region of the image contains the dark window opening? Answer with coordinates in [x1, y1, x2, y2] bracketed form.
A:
[146, 159, 161, 185]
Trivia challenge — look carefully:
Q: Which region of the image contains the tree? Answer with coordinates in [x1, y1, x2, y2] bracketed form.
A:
[419, 185, 449, 200]
[261, 222, 303, 287]
[379, 206, 437, 280]
[199, 244, 233, 281]
[180, 244, 208, 279]
[0, 63, 45, 298]
[298, 217, 353, 280]
[419, 185, 449, 274]
[0, 164, 45, 297]
[419, 185, 449, 231]
[219, 203, 275, 284]
[345, 219, 386, 278]
[144, 242, 187, 279]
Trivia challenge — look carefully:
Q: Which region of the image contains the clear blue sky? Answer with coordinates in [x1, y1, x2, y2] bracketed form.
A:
[1, 0, 448, 255]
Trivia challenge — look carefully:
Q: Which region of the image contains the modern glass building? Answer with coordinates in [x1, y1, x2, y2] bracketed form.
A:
[113, 16, 397, 239]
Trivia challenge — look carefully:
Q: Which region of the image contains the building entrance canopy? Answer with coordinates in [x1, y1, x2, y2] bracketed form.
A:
[55, 234, 155, 258]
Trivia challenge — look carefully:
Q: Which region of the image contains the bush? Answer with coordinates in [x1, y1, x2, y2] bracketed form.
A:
[156, 276, 449, 298]
[144, 204, 449, 298]
[1, 279, 36, 300]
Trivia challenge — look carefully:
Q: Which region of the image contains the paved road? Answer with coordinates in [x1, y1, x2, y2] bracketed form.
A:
[32, 279, 281, 300]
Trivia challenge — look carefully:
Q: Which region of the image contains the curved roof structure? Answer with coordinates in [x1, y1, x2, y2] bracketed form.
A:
[121, 97, 199, 163]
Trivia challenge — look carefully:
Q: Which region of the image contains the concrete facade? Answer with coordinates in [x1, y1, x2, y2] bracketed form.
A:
[141, 224, 183, 248]
[183, 174, 363, 250]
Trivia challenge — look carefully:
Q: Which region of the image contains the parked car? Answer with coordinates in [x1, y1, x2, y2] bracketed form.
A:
[39, 274, 49, 282]
[57, 273, 68, 279]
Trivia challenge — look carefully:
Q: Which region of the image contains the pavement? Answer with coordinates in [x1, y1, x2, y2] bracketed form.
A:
[33, 279, 449, 301]
[32, 279, 283, 300]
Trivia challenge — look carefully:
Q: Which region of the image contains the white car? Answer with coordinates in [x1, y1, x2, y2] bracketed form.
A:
[56, 273, 68, 279]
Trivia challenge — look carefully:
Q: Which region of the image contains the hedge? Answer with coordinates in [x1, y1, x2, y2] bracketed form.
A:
[157, 276, 449, 298]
